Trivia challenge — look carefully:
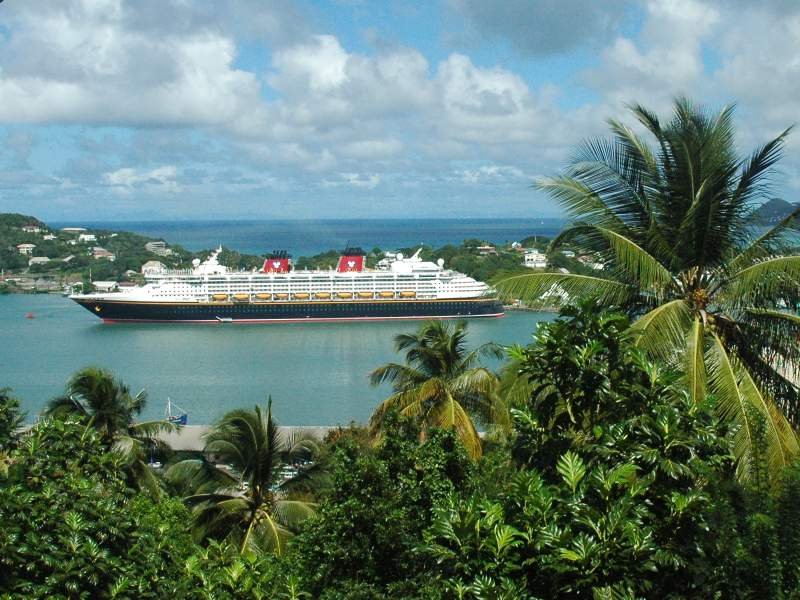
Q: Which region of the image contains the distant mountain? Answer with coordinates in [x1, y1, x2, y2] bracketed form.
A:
[751, 198, 800, 224]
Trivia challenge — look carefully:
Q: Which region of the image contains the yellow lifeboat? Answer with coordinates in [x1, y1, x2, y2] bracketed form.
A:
[211, 293, 228, 301]
[378, 291, 394, 298]
[254, 293, 271, 300]
[315, 292, 331, 299]
[233, 293, 250, 301]
[293, 292, 310, 300]
[274, 293, 289, 300]
[399, 291, 416, 298]
[337, 292, 353, 299]
[357, 291, 373, 299]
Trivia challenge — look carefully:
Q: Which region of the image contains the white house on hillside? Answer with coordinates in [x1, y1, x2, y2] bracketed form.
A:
[16, 243, 36, 255]
[78, 233, 97, 243]
[523, 249, 548, 269]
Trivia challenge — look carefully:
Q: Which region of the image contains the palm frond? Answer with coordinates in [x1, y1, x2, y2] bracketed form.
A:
[368, 363, 428, 388]
[706, 333, 754, 477]
[686, 317, 707, 404]
[733, 204, 800, 269]
[427, 394, 482, 459]
[723, 256, 800, 305]
[494, 272, 632, 307]
[732, 127, 792, 207]
[735, 358, 799, 482]
[707, 333, 799, 482]
[130, 419, 179, 438]
[536, 175, 629, 232]
[166, 458, 237, 495]
[273, 499, 316, 528]
[629, 299, 692, 363]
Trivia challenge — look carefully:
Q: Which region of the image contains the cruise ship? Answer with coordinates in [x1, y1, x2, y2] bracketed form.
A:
[70, 247, 504, 323]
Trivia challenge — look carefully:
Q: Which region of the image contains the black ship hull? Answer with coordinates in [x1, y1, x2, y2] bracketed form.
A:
[72, 297, 505, 323]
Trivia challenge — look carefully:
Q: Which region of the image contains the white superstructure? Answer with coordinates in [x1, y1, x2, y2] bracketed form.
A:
[83, 248, 492, 303]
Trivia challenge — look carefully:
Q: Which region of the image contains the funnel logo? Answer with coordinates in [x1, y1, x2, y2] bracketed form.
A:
[347, 260, 356, 268]
[273, 261, 281, 268]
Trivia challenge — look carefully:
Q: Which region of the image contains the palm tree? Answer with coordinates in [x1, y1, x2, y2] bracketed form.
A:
[166, 399, 316, 556]
[497, 98, 800, 481]
[369, 320, 505, 458]
[46, 366, 176, 495]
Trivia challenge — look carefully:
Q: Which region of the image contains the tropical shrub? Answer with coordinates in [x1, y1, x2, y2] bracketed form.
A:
[0, 417, 194, 598]
[424, 303, 737, 598]
[291, 415, 471, 598]
[0, 387, 23, 452]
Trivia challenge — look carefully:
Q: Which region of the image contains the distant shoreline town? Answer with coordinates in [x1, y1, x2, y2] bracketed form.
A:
[0, 212, 606, 301]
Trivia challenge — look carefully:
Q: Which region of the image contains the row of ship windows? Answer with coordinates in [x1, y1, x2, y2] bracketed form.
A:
[154, 302, 480, 315]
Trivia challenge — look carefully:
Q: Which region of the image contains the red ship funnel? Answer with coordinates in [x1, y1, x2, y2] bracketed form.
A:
[263, 251, 291, 273]
[337, 247, 365, 272]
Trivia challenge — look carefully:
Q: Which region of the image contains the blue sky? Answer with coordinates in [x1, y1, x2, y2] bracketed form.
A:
[0, 0, 798, 221]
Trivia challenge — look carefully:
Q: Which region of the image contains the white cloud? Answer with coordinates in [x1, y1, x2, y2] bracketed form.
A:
[105, 165, 179, 193]
[0, 2, 264, 126]
[455, 165, 527, 184]
[586, 0, 719, 112]
[322, 173, 381, 189]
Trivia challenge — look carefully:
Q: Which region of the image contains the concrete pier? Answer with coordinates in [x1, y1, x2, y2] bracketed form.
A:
[158, 425, 341, 451]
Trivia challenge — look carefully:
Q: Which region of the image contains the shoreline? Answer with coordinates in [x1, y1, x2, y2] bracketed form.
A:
[161, 425, 338, 450]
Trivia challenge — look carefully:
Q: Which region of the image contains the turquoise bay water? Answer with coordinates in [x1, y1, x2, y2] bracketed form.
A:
[1, 295, 552, 425]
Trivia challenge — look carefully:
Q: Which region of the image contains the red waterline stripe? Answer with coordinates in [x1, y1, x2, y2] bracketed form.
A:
[102, 313, 505, 324]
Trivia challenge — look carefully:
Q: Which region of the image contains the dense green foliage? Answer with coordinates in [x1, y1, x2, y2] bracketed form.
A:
[424, 303, 737, 597]
[4, 300, 800, 596]
[0, 388, 23, 453]
[291, 418, 471, 598]
[497, 99, 800, 483]
[0, 418, 194, 598]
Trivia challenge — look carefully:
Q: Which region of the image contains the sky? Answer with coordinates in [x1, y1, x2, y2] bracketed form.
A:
[0, 0, 799, 221]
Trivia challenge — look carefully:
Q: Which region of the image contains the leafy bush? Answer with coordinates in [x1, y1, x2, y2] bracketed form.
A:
[290, 416, 470, 598]
[424, 302, 738, 598]
[0, 418, 194, 598]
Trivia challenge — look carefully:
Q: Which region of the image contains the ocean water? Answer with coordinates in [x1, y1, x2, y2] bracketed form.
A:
[1, 294, 553, 425]
[54, 218, 566, 257]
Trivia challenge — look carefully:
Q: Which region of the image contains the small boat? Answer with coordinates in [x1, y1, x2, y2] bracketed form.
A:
[274, 293, 289, 300]
[255, 293, 271, 300]
[233, 293, 250, 301]
[337, 292, 353, 299]
[211, 293, 228, 301]
[315, 292, 331, 299]
[216, 316, 233, 323]
[293, 292, 310, 300]
[357, 292, 373, 299]
[378, 291, 394, 298]
[399, 291, 416, 298]
[165, 398, 188, 426]
[25, 312, 35, 319]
